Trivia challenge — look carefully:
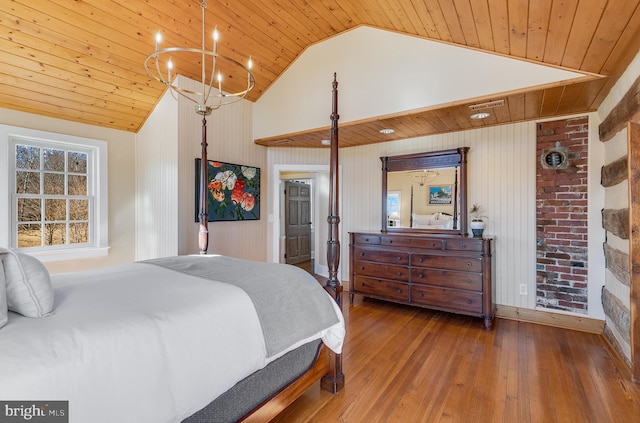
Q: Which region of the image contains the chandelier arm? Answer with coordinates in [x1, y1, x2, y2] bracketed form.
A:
[154, 54, 165, 88]
[145, 50, 254, 101]
[205, 56, 218, 105]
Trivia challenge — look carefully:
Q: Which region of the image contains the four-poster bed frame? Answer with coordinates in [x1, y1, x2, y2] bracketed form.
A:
[194, 74, 345, 420]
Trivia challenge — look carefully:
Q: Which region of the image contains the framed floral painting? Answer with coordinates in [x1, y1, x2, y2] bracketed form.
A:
[195, 159, 260, 221]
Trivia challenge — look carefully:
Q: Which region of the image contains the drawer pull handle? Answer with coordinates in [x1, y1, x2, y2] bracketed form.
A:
[360, 252, 365, 257]
[419, 292, 424, 297]
[466, 262, 472, 267]
[419, 274, 424, 278]
[467, 299, 473, 304]
[419, 258, 424, 262]
[430, 242, 435, 247]
[396, 256, 401, 261]
[389, 240, 393, 244]
[397, 289, 402, 293]
[460, 244, 466, 248]
[397, 272, 402, 276]
[364, 238, 369, 242]
[466, 279, 472, 284]
[360, 267, 365, 271]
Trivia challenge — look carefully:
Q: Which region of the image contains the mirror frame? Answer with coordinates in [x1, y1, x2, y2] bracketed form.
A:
[381, 147, 469, 236]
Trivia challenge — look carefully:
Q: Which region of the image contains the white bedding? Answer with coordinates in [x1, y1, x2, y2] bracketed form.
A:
[0, 262, 345, 423]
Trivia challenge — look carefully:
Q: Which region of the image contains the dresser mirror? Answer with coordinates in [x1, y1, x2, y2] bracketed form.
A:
[381, 147, 469, 235]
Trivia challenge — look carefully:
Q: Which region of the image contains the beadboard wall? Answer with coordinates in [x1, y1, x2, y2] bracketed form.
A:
[136, 88, 179, 260]
[267, 116, 606, 315]
[136, 76, 268, 262]
[136, 77, 605, 315]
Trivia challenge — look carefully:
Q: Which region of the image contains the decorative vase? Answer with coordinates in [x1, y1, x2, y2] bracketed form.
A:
[470, 219, 485, 238]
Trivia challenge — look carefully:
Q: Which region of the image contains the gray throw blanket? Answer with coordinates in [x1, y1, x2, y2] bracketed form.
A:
[141, 255, 340, 358]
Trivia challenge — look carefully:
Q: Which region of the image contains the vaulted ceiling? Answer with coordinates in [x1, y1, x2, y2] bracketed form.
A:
[2, 0, 640, 147]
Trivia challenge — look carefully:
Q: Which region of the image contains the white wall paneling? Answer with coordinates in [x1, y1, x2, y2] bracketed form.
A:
[137, 75, 268, 261]
[268, 119, 605, 316]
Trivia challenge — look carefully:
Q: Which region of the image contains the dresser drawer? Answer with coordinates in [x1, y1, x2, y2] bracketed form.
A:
[411, 286, 483, 314]
[445, 238, 483, 252]
[353, 261, 409, 281]
[353, 247, 409, 265]
[353, 276, 409, 301]
[411, 254, 482, 272]
[353, 234, 380, 245]
[381, 236, 443, 250]
[411, 268, 483, 291]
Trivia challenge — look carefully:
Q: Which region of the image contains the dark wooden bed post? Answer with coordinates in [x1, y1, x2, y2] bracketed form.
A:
[325, 73, 342, 306]
[198, 114, 210, 255]
[322, 73, 345, 394]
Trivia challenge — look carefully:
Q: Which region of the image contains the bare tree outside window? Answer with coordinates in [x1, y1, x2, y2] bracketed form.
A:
[14, 143, 91, 249]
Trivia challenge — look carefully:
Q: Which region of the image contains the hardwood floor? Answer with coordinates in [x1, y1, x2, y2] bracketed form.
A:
[273, 293, 640, 422]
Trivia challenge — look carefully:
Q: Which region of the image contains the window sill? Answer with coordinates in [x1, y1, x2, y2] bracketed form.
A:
[27, 246, 110, 262]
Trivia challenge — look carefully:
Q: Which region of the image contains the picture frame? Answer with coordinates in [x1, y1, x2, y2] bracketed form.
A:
[428, 185, 453, 205]
[195, 159, 260, 221]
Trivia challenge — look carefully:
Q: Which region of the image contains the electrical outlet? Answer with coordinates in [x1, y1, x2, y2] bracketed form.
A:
[519, 284, 528, 295]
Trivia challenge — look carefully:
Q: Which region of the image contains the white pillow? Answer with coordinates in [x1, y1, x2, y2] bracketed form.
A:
[0, 248, 54, 317]
[0, 259, 7, 328]
[412, 213, 435, 225]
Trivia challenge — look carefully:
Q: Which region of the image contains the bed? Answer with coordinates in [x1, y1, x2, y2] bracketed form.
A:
[410, 212, 455, 229]
[0, 76, 345, 422]
[0, 254, 344, 422]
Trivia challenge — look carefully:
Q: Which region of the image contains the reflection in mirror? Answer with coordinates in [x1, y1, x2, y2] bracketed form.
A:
[386, 190, 401, 227]
[381, 147, 469, 235]
[387, 167, 459, 229]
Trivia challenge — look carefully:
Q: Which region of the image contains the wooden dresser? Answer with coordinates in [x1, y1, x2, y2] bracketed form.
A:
[349, 232, 496, 330]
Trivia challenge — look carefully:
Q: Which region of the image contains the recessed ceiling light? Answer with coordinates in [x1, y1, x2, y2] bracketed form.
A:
[470, 112, 490, 120]
[379, 128, 395, 134]
[321, 139, 331, 145]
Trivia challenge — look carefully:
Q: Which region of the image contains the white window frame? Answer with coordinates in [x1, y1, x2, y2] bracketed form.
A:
[1, 125, 108, 261]
[387, 190, 401, 216]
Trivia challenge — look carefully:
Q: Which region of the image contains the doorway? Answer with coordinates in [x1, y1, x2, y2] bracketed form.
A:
[284, 180, 312, 267]
[271, 164, 342, 280]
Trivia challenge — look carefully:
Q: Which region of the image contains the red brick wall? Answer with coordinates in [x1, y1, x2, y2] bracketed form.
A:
[536, 117, 589, 313]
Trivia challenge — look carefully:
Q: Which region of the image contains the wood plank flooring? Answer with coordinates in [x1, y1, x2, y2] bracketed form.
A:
[272, 294, 640, 422]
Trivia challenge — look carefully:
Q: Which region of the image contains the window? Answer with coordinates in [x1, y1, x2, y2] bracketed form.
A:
[387, 191, 401, 216]
[387, 191, 401, 227]
[2, 125, 108, 261]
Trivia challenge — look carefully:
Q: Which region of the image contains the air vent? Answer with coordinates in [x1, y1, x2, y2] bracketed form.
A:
[469, 100, 505, 111]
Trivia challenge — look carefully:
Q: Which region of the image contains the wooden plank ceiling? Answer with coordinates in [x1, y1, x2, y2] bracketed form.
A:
[2, 0, 640, 148]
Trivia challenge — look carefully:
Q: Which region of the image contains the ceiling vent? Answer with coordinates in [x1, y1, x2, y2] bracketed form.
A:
[469, 100, 505, 111]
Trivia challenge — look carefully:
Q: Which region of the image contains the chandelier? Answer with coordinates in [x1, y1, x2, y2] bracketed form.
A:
[144, 1, 255, 255]
[409, 169, 439, 186]
[144, 1, 255, 116]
